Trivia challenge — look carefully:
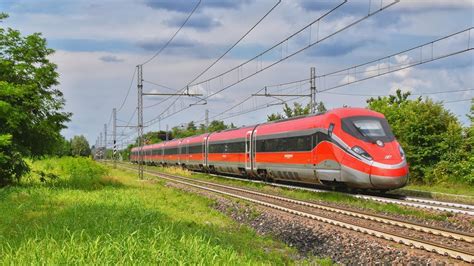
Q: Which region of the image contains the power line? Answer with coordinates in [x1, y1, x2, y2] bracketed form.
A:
[191, 28, 473, 124]
[187, 0, 282, 86]
[320, 88, 474, 97]
[143, 80, 177, 92]
[145, 0, 398, 127]
[443, 98, 473, 104]
[197, 83, 309, 123]
[117, 68, 137, 113]
[145, 0, 284, 123]
[140, 0, 202, 66]
[318, 27, 473, 93]
[207, 81, 310, 122]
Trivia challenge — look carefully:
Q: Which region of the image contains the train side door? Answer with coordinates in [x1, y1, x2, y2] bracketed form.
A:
[245, 131, 252, 170]
[186, 140, 189, 164]
[202, 136, 207, 167]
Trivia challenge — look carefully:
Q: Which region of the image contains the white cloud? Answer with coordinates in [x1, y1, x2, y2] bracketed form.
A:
[338, 75, 356, 85]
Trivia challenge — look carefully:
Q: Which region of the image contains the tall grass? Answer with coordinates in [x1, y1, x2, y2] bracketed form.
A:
[26, 157, 119, 189]
[0, 158, 306, 264]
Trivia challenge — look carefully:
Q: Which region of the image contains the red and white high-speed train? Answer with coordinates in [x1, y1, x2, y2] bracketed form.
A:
[131, 108, 409, 190]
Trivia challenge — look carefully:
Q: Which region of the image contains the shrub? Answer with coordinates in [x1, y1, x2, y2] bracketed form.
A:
[30, 157, 110, 189]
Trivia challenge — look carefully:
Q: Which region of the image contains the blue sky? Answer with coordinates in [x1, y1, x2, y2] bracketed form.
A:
[1, 0, 473, 147]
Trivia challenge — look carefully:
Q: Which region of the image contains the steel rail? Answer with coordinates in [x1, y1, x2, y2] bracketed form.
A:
[115, 164, 474, 263]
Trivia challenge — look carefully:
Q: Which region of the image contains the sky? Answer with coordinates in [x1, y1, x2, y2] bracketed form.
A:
[2, 0, 473, 148]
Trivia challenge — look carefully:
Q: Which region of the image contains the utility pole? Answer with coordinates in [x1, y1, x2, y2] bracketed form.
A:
[113, 108, 117, 168]
[310, 66, 316, 114]
[134, 64, 203, 180]
[165, 124, 169, 141]
[104, 123, 107, 163]
[137, 64, 144, 180]
[252, 67, 316, 113]
[205, 109, 209, 132]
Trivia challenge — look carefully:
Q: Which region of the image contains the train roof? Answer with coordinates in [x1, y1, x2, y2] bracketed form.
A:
[133, 107, 384, 149]
[182, 133, 210, 144]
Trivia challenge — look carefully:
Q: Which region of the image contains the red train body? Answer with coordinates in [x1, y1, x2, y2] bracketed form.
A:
[131, 108, 408, 190]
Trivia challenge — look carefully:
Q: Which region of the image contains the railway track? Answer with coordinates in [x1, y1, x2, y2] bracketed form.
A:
[206, 172, 474, 215]
[203, 172, 474, 215]
[112, 161, 474, 215]
[114, 163, 474, 263]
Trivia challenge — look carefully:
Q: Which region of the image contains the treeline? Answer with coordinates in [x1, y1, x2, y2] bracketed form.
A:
[55, 135, 91, 157]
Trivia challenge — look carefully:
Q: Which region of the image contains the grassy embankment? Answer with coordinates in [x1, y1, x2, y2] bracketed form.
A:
[126, 163, 462, 222]
[0, 157, 329, 265]
[394, 184, 474, 204]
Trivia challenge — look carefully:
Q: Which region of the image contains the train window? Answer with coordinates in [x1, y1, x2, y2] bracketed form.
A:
[209, 141, 245, 153]
[227, 142, 245, 153]
[353, 119, 385, 137]
[257, 135, 312, 152]
[188, 144, 202, 154]
[164, 147, 178, 155]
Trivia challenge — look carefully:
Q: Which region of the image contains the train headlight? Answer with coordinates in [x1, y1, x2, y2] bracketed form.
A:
[352, 146, 373, 161]
[399, 145, 405, 160]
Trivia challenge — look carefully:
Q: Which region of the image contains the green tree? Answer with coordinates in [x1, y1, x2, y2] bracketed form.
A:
[430, 99, 474, 185]
[0, 13, 71, 183]
[316, 101, 327, 113]
[367, 89, 465, 183]
[52, 136, 71, 156]
[70, 136, 91, 157]
[142, 131, 164, 144]
[267, 102, 311, 121]
[207, 120, 229, 132]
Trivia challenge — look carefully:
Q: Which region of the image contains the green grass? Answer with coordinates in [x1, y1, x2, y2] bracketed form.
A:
[136, 164, 453, 222]
[0, 157, 329, 265]
[394, 184, 474, 205]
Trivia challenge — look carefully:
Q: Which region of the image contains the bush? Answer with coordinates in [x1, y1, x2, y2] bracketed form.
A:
[29, 157, 110, 189]
[368, 90, 472, 185]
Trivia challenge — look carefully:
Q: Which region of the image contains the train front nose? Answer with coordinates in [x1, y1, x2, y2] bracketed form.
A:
[369, 162, 409, 189]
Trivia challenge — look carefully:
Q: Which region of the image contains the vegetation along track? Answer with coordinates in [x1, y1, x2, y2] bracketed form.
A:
[114, 164, 474, 263]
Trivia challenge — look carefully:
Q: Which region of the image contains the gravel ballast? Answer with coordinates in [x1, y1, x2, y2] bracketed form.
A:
[167, 182, 469, 265]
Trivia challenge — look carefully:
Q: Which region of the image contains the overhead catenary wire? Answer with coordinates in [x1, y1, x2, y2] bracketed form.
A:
[143, 80, 178, 92]
[146, 0, 284, 122]
[140, 0, 202, 66]
[190, 27, 474, 125]
[208, 81, 310, 122]
[145, 0, 398, 127]
[187, 0, 282, 86]
[116, 68, 137, 113]
[194, 84, 309, 124]
[443, 98, 473, 104]
[320, 88, 474, 97]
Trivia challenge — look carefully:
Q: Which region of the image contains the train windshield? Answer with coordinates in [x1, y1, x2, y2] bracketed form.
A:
[342, 116, 394, 142]
[352, 119, 386, 137]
